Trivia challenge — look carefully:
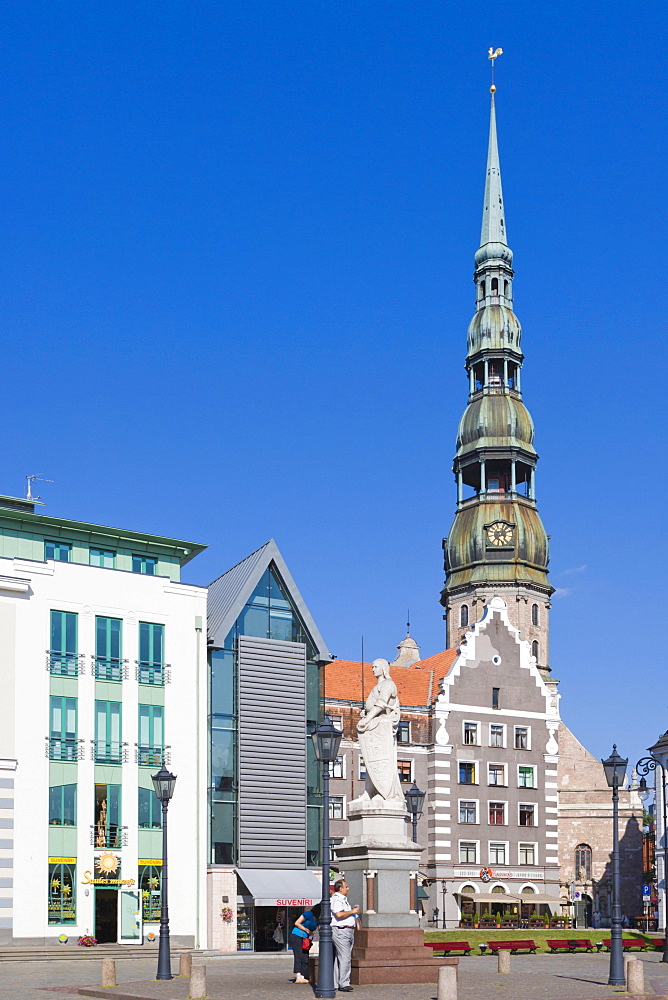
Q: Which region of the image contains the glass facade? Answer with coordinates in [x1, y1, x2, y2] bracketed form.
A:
[95, 617, 122, 681]
[138, 622, 165, 685]
[49, 784, 77, 826]
[49, 696, 78, 761]
[138, 705, 163, 765]
[138, 787, 162, 828]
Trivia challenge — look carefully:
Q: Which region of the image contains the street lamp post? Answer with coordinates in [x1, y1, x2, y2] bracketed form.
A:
[152, 762, 177, 981]
[311, 716, 343, 1000]
[636, 754, 668, 963]
[405, 782, 425, 916]
[602, 745, 628, 987]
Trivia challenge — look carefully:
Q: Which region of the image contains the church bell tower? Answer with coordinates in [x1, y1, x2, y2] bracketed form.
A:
[441, 84, 553, 671]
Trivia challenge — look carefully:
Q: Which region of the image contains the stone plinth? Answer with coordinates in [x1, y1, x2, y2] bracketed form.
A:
[351, 928, 458, 985]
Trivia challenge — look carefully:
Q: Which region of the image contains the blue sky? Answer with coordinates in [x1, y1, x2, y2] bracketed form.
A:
[0, 2, 666, 767]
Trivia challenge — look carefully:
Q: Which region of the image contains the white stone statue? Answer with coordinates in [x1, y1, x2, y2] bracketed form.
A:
[357, 658, 404, 803]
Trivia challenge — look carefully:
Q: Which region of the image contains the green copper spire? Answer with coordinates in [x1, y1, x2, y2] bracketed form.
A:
[480, 91, 507, 249]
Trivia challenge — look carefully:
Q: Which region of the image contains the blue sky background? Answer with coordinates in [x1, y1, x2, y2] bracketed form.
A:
[0, 2, 665, 766]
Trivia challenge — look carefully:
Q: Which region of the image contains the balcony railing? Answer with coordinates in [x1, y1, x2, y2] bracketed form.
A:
[46, 651, 84, 677]
[136, 661, 169, 686]
[136, 744, 170, 767]
[90, 823, 128, 849]
[92, 740, 128, 765]
[46, 737, 84, 761]
[92, 656, 128, 681]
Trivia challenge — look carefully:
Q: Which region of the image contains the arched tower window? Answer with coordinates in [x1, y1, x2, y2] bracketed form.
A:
[480, 281, 486, 298]
[575, 844, 592, 882]
[504, 280, 509, 296]
[531, 640, 539, 661]
[491, 277, 498, 294]
[531, 604, 539, 626]
[460, 605, 469, 627]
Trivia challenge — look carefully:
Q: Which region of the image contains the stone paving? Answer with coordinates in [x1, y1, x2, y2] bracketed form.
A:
[1, 950, 668, 1000]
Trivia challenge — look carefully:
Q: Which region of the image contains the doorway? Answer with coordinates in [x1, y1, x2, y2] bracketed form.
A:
[95, 888, 118, 943]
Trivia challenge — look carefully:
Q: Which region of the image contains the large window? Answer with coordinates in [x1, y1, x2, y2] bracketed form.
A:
[90, 548, 115, 568]
[95, 701, 122, 763]
[139, 787, 162, 829]
[575, 844, 592, 881]
[49, 696, 78, 761]
[138, 622, 165, 685]
[48, 862, 76, 924]
[459, 800, 477, 824]
[489, 842, 507, 865]
[459, 761, 476, 784]
[463, 722, 479, 746]
[459, 842, 477, 864]
[518, 766, 536, 788]
[139, 865, 162, 922]
[488, 763, 506, 787]
[133, 555, 157, 575]
[45, 541, 71, 562]
[519, 803, 536, 827]
[488, 802, 505, 825]
[237, 566, 309, 644]
[95, 616, 122, 681]
[49, 784, 76, 826]
[210, 643, 237, 867]
[49, 611, 78, 676]
[94, 784, 122, 848]
[519, 843, 536, 865]
[138, 705, 163, 766]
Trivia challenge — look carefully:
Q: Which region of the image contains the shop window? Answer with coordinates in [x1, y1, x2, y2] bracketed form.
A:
[575, 844, 592, 881]
[519, 804, 536, 826]
[48, 862, 76, 924]
[138, 865, 162, 922]
[138, 787, 162, 829]
[49, 784, 76, 826]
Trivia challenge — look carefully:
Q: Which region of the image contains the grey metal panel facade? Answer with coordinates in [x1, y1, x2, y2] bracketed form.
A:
[238, 635, 307, 868]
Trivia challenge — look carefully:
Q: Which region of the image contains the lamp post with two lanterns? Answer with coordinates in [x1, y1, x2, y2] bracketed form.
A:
[601, 745, 628, 988]
[311, 716, 343, 1000]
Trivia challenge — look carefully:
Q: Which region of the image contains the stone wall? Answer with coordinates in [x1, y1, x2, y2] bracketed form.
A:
[207, 868, 238, 952]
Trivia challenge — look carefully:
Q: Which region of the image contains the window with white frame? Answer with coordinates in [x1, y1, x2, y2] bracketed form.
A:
[488, 801, 506, 825]
[329, 796, 345, 820]
[487, 763, 506, 787]
[330, 715, 343, 731]
[519, 843, 537, 865]
[489, 723, 505, 748]
[397, 720, 410, 745]
[519, 803, 536, 827]
[514, 726, 530, 750]
[459, 841, 478, 864]
[489, 842, 507, 865]
[459, 760, 477, 784]
[459, 800, 478, 824]
[463, 721, 479, 746]
[518, 765, 536, 789]
[329, 755, 345, 779]
[358, 757, 367, 780]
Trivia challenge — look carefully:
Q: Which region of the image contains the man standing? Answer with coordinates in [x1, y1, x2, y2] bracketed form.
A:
[330, 879, 359, 992]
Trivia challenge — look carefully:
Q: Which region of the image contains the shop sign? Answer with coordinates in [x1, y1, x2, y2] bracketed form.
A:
[138, 858, 163, 866]
[81, 871, 136, 887]
[275, 899, 315, 907]
[49, 857, 76, 864]
[454, 867, 544, 881]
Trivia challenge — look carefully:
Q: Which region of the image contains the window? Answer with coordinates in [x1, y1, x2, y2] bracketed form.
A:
[459, 800, 477, 824]
[575, 844, 592, 881]
[460, 604, 469, 627]
[330, 715, 343, 731]
[463, 722, 479, 746]
[518, 766, 535, 789]
[329, 756, 345, 779]
[90, 548, 115, 568]
[514, 726, 530, 750]
[492, 687, 500, 710]
[138, 705, 164, 766]
[49, 610, 78, 676]
[481, 281, 486, 298]
[329, 796, 345, 820]
[95, 616, 122, 681]
[138, 622, 165, 685]
[397, 720, 410, 744]
[49, 696, 78, 761]
[94, 784, 122, 848]
[49, 784, 76, 826]
[459, 761, 476, 785]
[133, 555, 157, 575]
[488, 763, 506, 787]
[531, 603, 539, 626]
[139, 865, 162, 922]
[45, 541, 71, 562]
[490, 724, 505, 748]
[531, 640, 539, 661]
[519, 843, 536, 865]
[139, 787, 162, 829]
[95, 701, 122, 763]
[237, 565, 307, 644]
[459, 842, 477, 864]
[504, 280, 509, 296]
[489, 802, 505, 825]
[48, 862, 76, 924]
[489, 842, 506, 865]
[491, 277, 499, 293]
[358, 757, 367, 780]
[398, 760, 413, 783]
[519, 803, 536, 826]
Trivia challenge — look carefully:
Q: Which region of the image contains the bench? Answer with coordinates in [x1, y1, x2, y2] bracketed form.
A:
[547, 938, 593, 953]
[488, 939, 537, 955]
[424, 941, 472, 956]
[600, 938, 649, 952]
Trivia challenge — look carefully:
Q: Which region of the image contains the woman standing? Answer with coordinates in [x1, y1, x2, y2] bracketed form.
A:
[290, 903, 321, 984]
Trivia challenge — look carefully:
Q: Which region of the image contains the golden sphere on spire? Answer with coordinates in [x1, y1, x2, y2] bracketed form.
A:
[490, 84, 496, 93]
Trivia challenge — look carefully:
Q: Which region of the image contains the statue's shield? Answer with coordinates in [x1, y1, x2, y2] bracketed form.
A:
[359, 715, 396, 800]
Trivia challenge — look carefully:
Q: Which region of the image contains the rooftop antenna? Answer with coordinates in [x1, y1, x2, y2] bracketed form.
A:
[407, 609, 410, 637]
[26, 474, 53, 501]
[488, 46, 503, 92]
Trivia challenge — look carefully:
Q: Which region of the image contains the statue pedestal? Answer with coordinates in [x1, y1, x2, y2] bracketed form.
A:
[333, 798, 458, 984]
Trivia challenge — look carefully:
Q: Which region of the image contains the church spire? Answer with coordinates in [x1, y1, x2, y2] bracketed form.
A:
[480, 90, 508, 250]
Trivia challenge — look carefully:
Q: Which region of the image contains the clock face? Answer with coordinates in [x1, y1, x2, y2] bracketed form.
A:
[486, 521, 514, 547]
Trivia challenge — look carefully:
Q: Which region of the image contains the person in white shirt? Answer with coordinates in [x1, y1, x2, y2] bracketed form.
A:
[330, 879, 359, 992]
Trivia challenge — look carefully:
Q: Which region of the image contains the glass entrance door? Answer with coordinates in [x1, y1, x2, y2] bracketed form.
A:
[118, 890, 142, 943]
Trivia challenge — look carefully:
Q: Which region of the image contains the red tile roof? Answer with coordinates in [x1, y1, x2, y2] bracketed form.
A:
[324, 648, 458, 708]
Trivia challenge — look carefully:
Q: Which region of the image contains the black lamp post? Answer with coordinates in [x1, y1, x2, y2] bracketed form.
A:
[602, 745, 628, 987]
[405, 782, 425, 915]
[636, 752, 668, 962]
[152, 762, 177, 981]
[311, 716, 343, 1000]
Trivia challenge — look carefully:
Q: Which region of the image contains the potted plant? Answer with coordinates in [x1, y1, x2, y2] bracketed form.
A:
[543, 913, 550, 928]
[495, 911, 502, 927]
[472, 913, 479, 928]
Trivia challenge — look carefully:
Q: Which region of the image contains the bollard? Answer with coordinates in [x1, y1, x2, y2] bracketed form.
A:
[189, 964, 207, 1000]
[497, 949, 511, 974]
[437, 964, 457, 1000]
[180, 952, 193, 978]
[101, 958, 116, 988]
[627, 959, 644, 995]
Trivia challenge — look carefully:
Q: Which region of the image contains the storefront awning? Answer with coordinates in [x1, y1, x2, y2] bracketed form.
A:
[461, 893, 521, 904]
[517, 893, 565, 905]
[236, 869, 322, 908]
